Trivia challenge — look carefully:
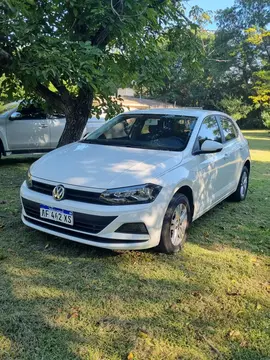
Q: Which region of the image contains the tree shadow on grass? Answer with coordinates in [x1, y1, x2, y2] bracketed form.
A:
[229, 347, 270, 360]
[0, 228, 269, 359]
[0, 155, 41, 167]
[0, 234, 204, 359]
[0, 278, 83, 360]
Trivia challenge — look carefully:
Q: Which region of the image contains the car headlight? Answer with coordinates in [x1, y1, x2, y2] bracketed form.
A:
[100, 184, 162, 205]
[26, 169, 32, 188]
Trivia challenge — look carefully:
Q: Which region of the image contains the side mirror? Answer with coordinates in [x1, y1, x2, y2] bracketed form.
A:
[195, 140, 223, 155]
[10, 111, 23, 120]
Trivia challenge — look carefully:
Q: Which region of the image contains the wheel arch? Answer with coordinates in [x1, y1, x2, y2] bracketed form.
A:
[244, 159, 251, 173]
[175, 185, 194, 221]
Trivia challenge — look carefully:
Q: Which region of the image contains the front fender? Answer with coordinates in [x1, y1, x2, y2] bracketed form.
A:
[160, 164, 195, 200]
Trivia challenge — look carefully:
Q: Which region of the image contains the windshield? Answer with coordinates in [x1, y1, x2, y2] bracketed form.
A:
[82, 114, 197, 151]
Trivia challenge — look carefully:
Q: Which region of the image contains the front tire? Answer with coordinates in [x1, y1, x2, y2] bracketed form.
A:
[230, 166, 249, 202]
[159, 193, 191, 254]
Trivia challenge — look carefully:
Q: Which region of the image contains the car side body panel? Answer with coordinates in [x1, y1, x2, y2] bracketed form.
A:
[7, 116, 51, 150]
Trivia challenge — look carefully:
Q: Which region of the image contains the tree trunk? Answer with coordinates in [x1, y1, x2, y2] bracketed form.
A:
[36, 83, 94, 147]
[57, 89, 94, 147]
[0, 48, 12, 75]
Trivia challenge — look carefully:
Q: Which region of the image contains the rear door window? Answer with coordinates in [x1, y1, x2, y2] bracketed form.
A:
[220, 117, 238, 141]
[17, 100, 46, 120]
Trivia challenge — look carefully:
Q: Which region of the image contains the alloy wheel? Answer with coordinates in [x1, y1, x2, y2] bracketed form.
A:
[170, 203, 188, 246]
[240, 171, 248, 198]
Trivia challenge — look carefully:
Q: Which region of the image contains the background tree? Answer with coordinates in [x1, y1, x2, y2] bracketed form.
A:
[146, 0, 270, 128]
[0, 0, 200, 146]
[219, 97, 253, 120]
[246, 27, 270, 127]
[215, 0, 270, 123]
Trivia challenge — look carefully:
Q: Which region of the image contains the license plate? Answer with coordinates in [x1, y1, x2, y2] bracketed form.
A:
[40, 204, 73, 225]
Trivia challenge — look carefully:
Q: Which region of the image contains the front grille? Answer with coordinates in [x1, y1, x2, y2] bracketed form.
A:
[31, 180, 102, 204]
[31, 181, 53, 196]
[22, 198, 116, 234]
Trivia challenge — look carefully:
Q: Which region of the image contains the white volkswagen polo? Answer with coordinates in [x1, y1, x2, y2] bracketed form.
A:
[20, 109, 250, 253]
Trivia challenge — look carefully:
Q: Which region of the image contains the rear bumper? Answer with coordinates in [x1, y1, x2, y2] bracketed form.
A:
[20, 182, 168, 250]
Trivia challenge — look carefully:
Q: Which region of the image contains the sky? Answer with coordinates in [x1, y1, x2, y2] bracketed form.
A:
[186, 0, 235, 29]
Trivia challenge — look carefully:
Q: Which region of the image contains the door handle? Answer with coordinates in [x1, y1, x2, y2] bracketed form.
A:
[224, 153, 230, 159]
[39, 124, 48, 128]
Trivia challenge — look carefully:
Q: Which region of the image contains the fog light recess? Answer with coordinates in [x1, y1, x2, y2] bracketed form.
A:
[115, 223, 149, 234]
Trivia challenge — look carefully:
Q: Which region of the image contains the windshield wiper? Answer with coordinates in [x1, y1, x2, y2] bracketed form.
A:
[158, 147, 182, 151]
[81, 139, 100, 144]
[81, 139, 182, 151]
[81, 139, 141, 148]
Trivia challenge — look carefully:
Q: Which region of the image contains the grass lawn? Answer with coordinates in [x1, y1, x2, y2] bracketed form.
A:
[0, 131, 269, 360]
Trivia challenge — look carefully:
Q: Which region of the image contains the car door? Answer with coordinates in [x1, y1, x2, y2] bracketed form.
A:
[47, 113, 66, 148]
[6, 102, 50, 151]
[192, 115, 229, 215]
[218, 115, 242, 192]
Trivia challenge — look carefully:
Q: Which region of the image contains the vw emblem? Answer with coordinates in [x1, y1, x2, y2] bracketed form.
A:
[52, 185, 65, 201]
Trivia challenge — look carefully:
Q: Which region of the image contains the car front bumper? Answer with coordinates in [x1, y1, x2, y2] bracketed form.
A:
[20, 182, 169, 250]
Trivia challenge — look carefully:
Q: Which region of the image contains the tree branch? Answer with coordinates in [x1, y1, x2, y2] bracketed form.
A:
[36, 83, 65, 112]
[199, 333, 224, 358]
[50, 79, 71, 103]
[207, 58, 232, 63]
[110, 0, 124, 21]
[91, 26, 111, 46]
[0, 48, 12, 68]
[92, 0, 124, 46]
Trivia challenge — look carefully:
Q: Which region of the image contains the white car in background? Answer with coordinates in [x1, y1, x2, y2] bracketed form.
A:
[0, 101, 105, 158]
[20, 109, 250, 254]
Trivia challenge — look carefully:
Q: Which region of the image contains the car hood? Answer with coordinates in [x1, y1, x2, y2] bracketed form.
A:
[31, 142, 183, 189]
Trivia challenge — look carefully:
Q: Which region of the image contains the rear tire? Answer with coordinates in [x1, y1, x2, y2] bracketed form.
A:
[230, 166, 249, 202]
[159, 193, 191, 254]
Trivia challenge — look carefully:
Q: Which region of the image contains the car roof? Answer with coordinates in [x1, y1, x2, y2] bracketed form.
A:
[125, 108, 228, 118]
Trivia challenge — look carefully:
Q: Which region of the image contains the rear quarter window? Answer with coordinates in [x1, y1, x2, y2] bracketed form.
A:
[221, 117, 238, 141]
